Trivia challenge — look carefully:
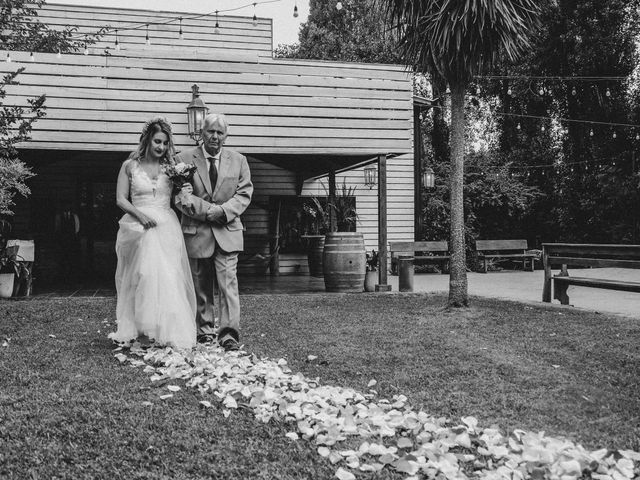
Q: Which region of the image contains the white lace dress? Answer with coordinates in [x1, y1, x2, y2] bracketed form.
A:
[109, 162, 197, 349]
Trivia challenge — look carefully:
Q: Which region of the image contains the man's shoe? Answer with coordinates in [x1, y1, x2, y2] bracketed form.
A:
[197, 334, 215, 344]
[221, 338, 240, 352]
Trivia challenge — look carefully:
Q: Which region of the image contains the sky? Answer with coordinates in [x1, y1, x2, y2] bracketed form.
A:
[47, 0, 309, 47]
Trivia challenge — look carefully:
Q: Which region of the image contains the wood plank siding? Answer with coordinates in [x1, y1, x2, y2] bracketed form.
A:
[34, 3, 274, 55]
[1, 49, 412, 157]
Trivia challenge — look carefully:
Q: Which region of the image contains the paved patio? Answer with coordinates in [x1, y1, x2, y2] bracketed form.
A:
[30, 268, 640, 319]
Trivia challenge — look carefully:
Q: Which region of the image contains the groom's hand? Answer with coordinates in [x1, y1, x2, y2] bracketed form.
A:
[206, 205, 227, 224]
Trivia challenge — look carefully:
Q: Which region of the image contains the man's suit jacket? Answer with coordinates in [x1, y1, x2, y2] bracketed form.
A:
[174, 146, 253, 257]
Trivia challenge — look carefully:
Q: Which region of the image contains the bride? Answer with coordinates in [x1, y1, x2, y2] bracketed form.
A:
[108, 117, 196, 349]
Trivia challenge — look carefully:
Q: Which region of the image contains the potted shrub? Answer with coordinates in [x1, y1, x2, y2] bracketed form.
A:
[301, 197, 330, 277]
[322, 180, 366, 292]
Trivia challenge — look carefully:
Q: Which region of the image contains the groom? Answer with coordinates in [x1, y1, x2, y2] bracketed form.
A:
[175, 113, 253, 351]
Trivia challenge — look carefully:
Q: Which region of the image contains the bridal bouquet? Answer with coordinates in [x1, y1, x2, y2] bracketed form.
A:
[164, 162, 197, 190]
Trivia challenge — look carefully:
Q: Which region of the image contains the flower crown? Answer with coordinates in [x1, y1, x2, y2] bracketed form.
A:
[140, 117, 173, 139]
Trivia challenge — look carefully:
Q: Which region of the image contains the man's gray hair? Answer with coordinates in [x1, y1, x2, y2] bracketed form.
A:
[203, 113, 229, 132]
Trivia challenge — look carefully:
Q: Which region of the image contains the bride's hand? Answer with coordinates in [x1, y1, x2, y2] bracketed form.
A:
[137, 213, 157, 229]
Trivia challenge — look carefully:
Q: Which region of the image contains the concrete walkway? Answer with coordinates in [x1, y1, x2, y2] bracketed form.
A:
[387, 268, 640, 319]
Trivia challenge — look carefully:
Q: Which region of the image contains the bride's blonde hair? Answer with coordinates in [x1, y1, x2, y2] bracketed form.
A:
[131, 117, 176, 164]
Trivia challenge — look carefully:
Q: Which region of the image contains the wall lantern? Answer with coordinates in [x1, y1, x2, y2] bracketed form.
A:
[187, 84, 209, 143]
[423, 167, 435, 189]
[364, 165, 377, 189]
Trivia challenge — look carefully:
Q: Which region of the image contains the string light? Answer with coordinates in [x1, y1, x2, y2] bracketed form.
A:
[214, 11, 220, 34]
[56, 48, 61, 59]
[476, 85, 481, 95]
[541, 125, 545, 132]
[538, 85, 544, 96]
[293, 1, 299, 18]
[145, 24, 150, 45]
[606, 87, 611, 97]
[179, 17, 184, 40]
[516, 122, 521, 130]
[83, 43, 88, 55]
[612, 131, 617, 139]
[115, 29, 120, 51]
[29, 51, 34, 61]
[5, 52, 10, 63]
[590, 129, 594, 137]
[507, 87, 512, 96]
[571, 86, 577, 96]
[252, 3, 258, 27]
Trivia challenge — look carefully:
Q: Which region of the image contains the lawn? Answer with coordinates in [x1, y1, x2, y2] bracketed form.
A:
[0, 293, 639, 479]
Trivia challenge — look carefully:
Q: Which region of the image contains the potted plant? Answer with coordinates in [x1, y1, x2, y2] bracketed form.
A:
[0, 220, 17, 298]
[364, 250, 378, 292]
[321, 180, 367, 292]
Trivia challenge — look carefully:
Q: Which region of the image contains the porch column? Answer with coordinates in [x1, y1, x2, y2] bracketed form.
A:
[376, 154, 391, 292]
[328, 170, 337, 232]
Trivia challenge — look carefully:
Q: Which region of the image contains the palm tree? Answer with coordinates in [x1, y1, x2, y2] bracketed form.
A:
[385, 0, 542, 307]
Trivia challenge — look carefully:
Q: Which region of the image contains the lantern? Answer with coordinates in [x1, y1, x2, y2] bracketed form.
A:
[187, 84, 209, 143]
[364, 165, 377, 188]
[423, 167, 435, 189]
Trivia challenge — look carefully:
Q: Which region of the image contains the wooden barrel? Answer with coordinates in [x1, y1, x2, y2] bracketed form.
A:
[307, 235, 325, 277]
[323, 232, 366, 292]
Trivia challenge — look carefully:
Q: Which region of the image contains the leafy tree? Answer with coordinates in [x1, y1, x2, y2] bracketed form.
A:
[275, 0, 400, 63]
[386, 0, 543, 307]
[0, 1, 101, 217]
[495, 0, 640, 244]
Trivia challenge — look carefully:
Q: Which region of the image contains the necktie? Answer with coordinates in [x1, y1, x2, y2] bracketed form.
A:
[209, 157, 218, 191]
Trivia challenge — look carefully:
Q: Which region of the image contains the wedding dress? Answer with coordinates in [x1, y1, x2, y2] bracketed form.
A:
[109, 161, 197, 349]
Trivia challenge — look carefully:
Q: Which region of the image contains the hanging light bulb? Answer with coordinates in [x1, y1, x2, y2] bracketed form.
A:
[179, 17, 184, 40]
[57, 48, 62, 59]
[475, 85, 480, 95]
[541, 125, 545, 132]
[507, 87, 512, 96]
[214, 11, 220, 34]
[589, 129, 594, 137]
[612, 131, 617, 139]
[336, 1, 343, 10]
[29, 51, 34, 61]
[635, 133, 640, 141]
[605, 87, 611, 97]
[146, 24, 151, 45]
[252, 3, 258, 27]
[293, 1, 299, 18]
[5, 52, 10, 63]
[516, 122, 521, 130]
[571, 86, 577, 96]
[83, 44, 88, 55]
[539, 85, 544, 96]
[115, 30, 120, 51]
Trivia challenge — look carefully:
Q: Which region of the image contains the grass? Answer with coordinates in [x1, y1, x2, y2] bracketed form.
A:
[0, 293, 639, 479]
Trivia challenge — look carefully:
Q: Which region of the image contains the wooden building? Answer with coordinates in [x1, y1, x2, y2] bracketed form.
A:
[2, 3, 415, 285]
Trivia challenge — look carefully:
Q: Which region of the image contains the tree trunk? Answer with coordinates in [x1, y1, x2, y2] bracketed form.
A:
[431, 76, 450, 166]
[448, 82, 468, 307]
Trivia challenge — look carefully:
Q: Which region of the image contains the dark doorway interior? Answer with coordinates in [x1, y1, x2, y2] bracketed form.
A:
[12, 149, 127, 291]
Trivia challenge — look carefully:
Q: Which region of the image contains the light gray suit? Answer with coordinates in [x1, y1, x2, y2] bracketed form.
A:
[174, 146, 253, 343]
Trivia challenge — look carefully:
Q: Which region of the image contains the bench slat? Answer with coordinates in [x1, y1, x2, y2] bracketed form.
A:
[544, 243, 640, 260]
[478, 253, 535, 259]
[476, 239, 528, 251]
[554, 276, 640, 293]
[547, 257, 640, 269]
[390, 241, 448, 252]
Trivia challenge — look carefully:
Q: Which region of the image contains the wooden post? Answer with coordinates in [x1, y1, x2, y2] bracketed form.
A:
[376, 154, 391, 292]
[328, 170, 337, 232]
[414, 105, 424, 241]
[542, 245, 551, 302]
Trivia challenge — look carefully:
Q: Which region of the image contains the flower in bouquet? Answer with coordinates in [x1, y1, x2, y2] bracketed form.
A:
[163, 162, 198, 190]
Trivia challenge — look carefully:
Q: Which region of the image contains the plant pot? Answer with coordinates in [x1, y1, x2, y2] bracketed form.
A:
[304, 235, 325, 277]
[364, 270, 377, 292]
[0, 273, 15, 298]
[323, 232, 366, 293]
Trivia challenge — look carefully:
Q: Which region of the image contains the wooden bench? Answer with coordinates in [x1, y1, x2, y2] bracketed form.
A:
[389, 241, 449, 275]
[542, 243, 640, 305]
[476, 239, 536, 273]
